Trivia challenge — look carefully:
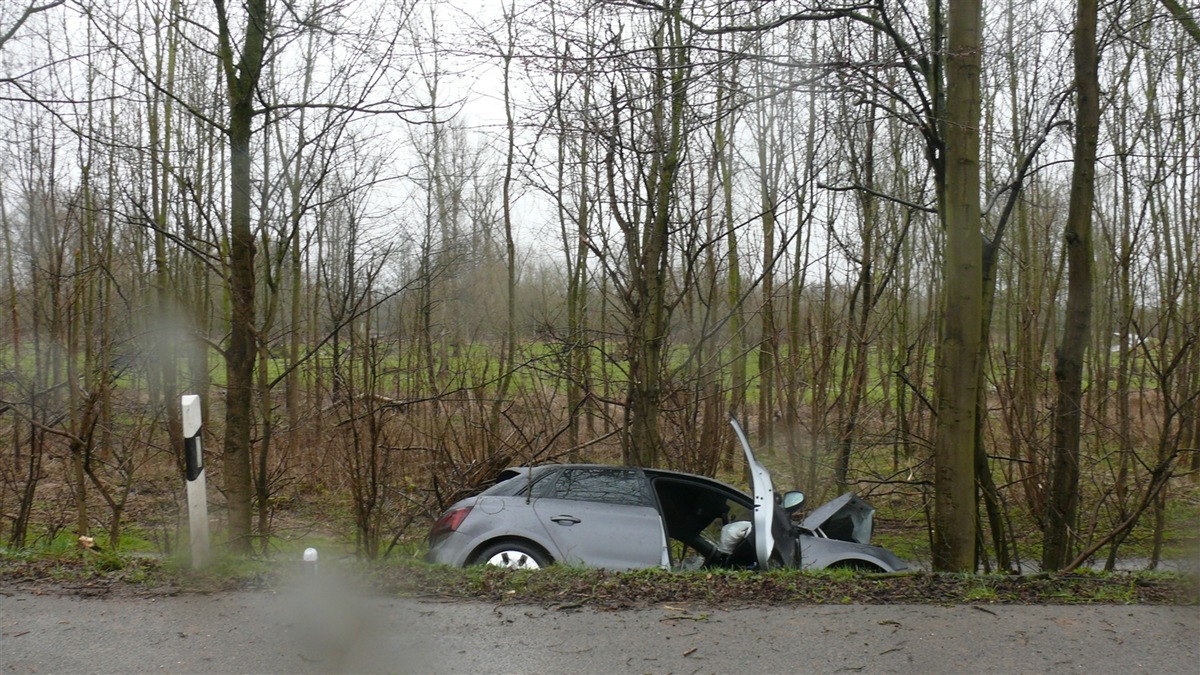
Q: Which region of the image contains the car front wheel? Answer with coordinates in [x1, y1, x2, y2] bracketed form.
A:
[474, 541, 550, 570]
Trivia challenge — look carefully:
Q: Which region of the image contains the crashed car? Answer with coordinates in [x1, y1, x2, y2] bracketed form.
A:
[426, 419, 907, 572]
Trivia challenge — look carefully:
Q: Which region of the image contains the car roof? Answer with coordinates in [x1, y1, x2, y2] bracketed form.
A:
[497, 463, 746, 494]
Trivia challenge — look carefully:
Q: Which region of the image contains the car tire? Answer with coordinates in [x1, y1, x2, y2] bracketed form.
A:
[474, 541, 550, 570]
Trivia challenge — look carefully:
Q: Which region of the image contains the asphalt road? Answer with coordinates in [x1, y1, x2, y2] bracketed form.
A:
[3, 581, 1197, 674]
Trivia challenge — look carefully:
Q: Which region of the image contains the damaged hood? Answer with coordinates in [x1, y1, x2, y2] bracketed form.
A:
[801, 493, 875, 545]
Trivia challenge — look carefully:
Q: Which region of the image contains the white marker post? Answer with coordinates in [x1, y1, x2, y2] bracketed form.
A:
[182, 395, 210, 568]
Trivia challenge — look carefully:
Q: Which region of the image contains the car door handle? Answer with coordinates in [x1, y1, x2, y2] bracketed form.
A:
[551, 515, 581, 525]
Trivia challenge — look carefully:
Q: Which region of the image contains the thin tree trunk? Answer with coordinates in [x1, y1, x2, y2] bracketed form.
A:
[1043, 0, 1099, 571]
[215, 0, 267, 554]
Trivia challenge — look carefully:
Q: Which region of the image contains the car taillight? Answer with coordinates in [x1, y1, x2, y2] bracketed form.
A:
[430, 506, 472, 538]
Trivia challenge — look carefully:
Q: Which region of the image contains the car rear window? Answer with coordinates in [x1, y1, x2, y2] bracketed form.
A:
[480, 469, 558, 497]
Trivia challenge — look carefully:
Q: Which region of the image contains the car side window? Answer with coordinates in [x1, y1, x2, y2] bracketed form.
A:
[480, 469, 559, 497]
[527, 470, 560, 499]
[552, 468, 649, 506]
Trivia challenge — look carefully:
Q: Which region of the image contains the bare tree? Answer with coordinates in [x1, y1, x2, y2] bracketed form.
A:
[587, 3, 694, 467]
[210, 0, 267, 553]
[1042, 0, 1099, 572]
[931, 0, 984, 571]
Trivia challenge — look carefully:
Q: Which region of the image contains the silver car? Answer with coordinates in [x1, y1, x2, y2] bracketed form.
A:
[426, 419, 907, 573]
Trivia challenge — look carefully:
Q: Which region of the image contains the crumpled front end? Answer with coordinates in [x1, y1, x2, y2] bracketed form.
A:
[801, 492, 875, 544]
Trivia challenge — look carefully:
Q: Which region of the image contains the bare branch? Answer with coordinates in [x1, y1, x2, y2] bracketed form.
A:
[0, 0, 64, 51]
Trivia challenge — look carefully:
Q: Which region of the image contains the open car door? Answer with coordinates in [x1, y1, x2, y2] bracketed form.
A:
[729, 415, 796, 566]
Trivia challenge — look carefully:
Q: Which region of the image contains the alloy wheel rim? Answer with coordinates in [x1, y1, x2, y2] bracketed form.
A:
[485, 550, 541, 569]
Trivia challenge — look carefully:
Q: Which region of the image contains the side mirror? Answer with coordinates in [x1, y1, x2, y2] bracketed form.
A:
[782, 491, 805, 513]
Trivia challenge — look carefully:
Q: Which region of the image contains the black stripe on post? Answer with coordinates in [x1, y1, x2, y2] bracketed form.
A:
[185, 434, 203, 481]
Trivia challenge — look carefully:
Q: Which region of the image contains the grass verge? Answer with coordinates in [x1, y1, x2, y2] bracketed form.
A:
[2, 550, 1195, 606]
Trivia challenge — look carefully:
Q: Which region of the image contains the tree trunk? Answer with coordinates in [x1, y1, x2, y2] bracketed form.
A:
[215, 0, 267, 554]
[1043, 0, 1099, 572]
[932, 0, 983, 572]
